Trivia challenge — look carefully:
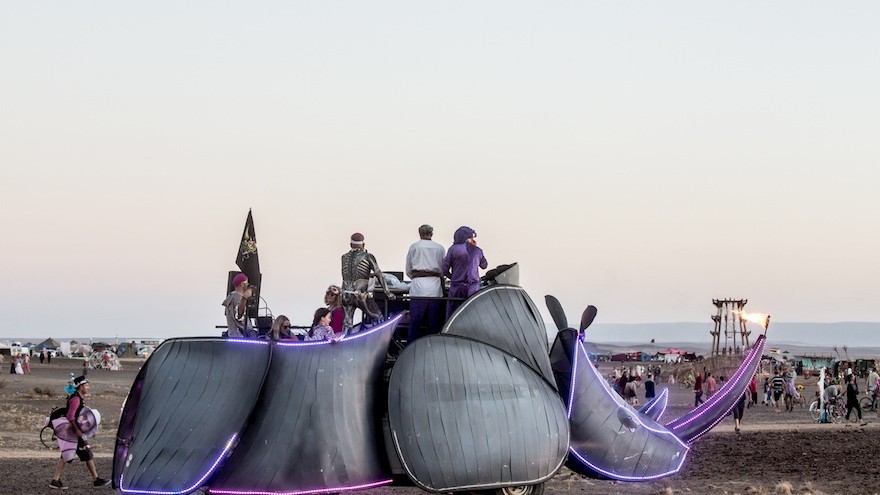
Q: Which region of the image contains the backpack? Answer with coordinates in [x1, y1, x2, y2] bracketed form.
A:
[49, 406, 68, 421]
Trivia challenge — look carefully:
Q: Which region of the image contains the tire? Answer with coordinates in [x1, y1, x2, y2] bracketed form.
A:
[860, 396, 874, 411]
[40, 425, 57, 449]
[830, 404, 845, 424]
[496, 484, 545, 495]
[468, 484, 545, 495]
[808, 401, 821, 422]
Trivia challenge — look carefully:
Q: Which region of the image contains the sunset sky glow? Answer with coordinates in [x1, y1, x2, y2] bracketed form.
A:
[2, 2, 878, 340]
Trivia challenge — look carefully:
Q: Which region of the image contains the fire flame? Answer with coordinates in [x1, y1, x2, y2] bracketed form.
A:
[733, 310, 770, 329]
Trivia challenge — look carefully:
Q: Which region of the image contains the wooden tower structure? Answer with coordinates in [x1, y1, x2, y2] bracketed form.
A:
[710, 298, 751, 357]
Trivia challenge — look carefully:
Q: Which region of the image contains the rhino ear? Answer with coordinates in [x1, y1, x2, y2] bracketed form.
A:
[580, 305, 598, 333]
[545, 295, 568, 331]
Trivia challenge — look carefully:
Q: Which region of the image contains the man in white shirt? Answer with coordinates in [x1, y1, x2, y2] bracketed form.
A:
[867, 367, 879, 410]
[405, 224, 446, 344]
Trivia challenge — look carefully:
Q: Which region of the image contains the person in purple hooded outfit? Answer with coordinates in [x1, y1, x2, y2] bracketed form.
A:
[442, 226, 488, 319]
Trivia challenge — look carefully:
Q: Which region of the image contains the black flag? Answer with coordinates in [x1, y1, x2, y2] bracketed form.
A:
[235, 209, 261, 317]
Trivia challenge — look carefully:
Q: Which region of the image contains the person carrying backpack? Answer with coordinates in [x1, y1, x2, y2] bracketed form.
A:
[49, 376, 110, 489]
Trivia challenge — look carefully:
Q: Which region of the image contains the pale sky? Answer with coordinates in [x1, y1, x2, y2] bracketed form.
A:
[2, 2, 878, 340]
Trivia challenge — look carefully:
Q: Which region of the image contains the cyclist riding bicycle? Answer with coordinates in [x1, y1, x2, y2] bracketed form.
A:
[822, 381, 842, 420]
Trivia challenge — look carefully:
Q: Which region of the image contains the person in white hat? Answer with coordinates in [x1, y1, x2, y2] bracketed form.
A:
[50, 376, 110, 489]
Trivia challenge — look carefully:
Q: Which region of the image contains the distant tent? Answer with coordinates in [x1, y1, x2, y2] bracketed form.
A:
[36, 338, 61, 350]
[118, 342, 138, 359]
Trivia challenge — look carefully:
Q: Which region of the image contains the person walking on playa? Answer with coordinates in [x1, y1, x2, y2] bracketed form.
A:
[694, 373, 704, 407]
[49, 376, 110, 489]
[705, 372, 717, 397]
[748, 373, 758, 408]
[732, 390, 747, 433]
[845, 373, 868, 426]
[644, 373, 656, 401]
[867, 367, 879, 411]
[771, 371, 785, 413]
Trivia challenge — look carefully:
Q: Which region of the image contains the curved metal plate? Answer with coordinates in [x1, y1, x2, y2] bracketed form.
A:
[665, 335, 767, 443]
[443, 286, 555, 389]
[206, 315, 401, 494]
[639, 388, 669, 422]
[564, 339, 689, 481]
[115, 338, 271, 495]
[388, 334, 569, 492]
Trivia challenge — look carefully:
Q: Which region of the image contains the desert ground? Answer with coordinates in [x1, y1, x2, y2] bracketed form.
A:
[1, 357, 879, 495]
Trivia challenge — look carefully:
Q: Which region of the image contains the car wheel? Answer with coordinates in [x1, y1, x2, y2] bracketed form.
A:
[467, 484, 545, 495]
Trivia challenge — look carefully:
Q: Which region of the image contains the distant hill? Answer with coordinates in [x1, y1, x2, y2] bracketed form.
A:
[548, 321, 880, 359]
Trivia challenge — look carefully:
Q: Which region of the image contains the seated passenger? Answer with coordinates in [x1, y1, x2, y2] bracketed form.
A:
[265, 315, 293, 341]
[306, 308, 339, 342]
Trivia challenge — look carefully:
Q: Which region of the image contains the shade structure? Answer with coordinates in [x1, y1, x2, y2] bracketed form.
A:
[207, 315, 400, 494]
[114, 337, 271, 494]
[388, 334, 569, 492]
[443, 285, 555, 389]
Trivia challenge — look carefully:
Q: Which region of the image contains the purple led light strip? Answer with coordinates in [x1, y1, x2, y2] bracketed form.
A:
[208, 479, 394, 495]
[120, 434, 238, 495]
[566, 338, 579, 418]
[275, 314, 402, 348]
[575, 341, 689, 441]
[685, 394, 743, 443]
[567, 446, 688, 481]
[226, 339, 271, 345]
[565, 340, 689, 481]
[641, 387, 669, 420]
[667, 352, 760, 434]
[666, 337, 765, 432]
[667, 342, 760, 429]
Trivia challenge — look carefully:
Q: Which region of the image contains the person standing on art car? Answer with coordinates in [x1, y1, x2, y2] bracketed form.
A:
[405, 224, 446, 344]
[340, 233, 395, 333]
[223, 273, 256, 338]
[324, 285, 345, 335]
[442, 226, 487, 319]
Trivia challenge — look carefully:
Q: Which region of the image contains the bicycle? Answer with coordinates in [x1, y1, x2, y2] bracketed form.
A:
[40, 423, 57, 449]
[40, 406, 60, 449]
[809, 398, 849, 423]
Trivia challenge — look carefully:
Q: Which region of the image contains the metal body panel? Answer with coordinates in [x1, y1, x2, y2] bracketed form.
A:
[388, 335, 569, 492]
[665, 335, 767, 443]
[115, 338, 271, 495]
[443, 285, 555, 388]
[206, 316, 400, 494]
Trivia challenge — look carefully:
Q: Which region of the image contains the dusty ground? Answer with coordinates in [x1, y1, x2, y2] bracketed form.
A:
[1, 358, 879, 494]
